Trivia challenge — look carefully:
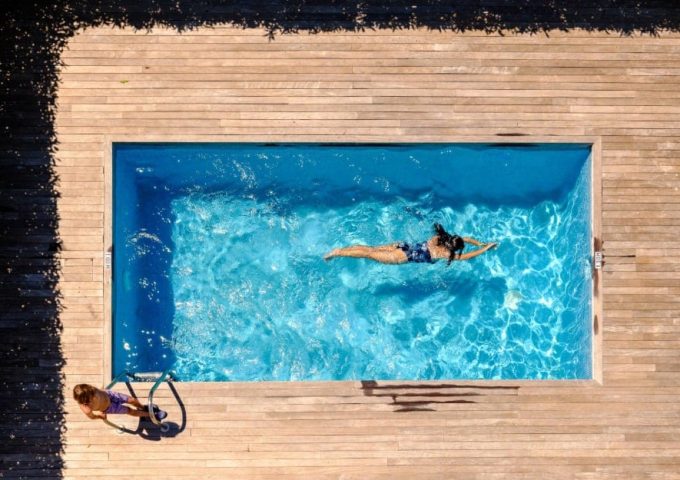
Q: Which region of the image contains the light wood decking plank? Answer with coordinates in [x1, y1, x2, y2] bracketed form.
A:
[55, 26, 680, 479]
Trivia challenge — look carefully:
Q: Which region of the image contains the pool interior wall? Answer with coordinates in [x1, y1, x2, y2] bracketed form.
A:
[113, 143, 593, 381]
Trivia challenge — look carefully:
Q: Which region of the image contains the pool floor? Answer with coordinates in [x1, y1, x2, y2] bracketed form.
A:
[113, 144, 592, 381]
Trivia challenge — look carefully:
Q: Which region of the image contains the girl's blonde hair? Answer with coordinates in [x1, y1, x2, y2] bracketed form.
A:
[73, 384, 97, 405]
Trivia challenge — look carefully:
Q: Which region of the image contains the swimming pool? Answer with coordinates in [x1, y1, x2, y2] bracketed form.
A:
[112, 143, 593, 381]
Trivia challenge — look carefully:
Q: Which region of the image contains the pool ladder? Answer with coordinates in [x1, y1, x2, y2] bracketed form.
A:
[104, 368, 175, 433]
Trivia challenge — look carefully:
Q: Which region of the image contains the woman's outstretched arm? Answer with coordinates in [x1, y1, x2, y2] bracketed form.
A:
[457, 242, 497, 261]
[462, 237, 485, 247]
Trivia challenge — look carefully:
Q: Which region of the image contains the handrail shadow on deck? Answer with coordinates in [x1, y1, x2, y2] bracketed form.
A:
[361, 380, 519, 412]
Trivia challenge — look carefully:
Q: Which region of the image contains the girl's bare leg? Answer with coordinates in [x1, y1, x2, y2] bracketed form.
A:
[126, 408, 150, 418]
[324, 244, 407, 264]
[123, 396, 150, 418]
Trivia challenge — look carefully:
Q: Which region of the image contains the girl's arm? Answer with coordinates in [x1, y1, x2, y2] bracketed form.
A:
[80, 403, 106, 420]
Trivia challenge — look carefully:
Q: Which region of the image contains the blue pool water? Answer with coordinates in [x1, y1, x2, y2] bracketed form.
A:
[113, 143, 592, 381]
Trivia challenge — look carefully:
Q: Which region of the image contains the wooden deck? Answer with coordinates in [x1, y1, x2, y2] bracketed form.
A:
[56, 27, 680, 479]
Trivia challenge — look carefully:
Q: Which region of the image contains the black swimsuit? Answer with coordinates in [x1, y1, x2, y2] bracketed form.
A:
[397, 242, 433, 263]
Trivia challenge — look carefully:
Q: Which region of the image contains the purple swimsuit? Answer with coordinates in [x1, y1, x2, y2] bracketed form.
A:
[104, 390, 130, 414]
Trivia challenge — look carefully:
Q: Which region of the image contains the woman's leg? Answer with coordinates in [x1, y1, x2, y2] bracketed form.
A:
[324, 244, 407, 264]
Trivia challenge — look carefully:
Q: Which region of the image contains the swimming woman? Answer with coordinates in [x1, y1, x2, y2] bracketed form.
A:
[323, 223, 497, 265]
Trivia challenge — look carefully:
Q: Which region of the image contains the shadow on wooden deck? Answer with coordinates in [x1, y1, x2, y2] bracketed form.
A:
[1, 0, 678, 477]
[361, 380, 519, 412]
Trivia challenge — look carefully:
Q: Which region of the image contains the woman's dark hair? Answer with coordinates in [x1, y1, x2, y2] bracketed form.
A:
[433, 223, 465, 265]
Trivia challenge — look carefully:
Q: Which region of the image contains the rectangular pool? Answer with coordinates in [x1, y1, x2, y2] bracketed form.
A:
[112, 143, 593, 381]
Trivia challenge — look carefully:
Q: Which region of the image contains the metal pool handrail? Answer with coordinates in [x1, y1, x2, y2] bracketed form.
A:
[103, 368, 175, 433]
[105, 370, 132, 390]
[142, 368, 175, 432]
